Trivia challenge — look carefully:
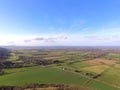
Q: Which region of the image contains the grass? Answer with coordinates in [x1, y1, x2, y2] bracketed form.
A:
[0, 66, 119, 90]
[70, 62, 90, 68]
[99, 64, 120, 87]
[82, 65, 110, 74]
[1, 66, 88, 86]
[88, 80, 119, 90]
[57, 62, 90, 72]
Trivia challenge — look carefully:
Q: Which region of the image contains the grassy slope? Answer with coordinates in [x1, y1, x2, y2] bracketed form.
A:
[0, 66, 119, 90]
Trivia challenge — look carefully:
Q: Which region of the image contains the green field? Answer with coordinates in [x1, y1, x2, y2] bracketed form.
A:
[1, 66, 87, 86]
[0, 66, 119, 90]
[99, 64, 120, 87]
[82, 65, 110, 74]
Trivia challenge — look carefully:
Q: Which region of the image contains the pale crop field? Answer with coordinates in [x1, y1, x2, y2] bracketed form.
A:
[82, 65, 110, 74]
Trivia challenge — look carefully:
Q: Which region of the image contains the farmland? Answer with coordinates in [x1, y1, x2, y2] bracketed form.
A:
[0, 46, 120, 90]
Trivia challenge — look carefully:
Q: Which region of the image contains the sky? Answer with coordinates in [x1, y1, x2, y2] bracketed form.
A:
[0, 0, 120, 46]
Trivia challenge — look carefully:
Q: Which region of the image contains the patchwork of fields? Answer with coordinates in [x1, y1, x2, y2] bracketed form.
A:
[0, 48, 120, 90]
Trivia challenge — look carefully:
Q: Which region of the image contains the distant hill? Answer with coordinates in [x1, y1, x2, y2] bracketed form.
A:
[0, 47, 10, 60]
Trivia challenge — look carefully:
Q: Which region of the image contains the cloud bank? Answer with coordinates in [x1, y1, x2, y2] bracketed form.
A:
[0, 23, 120, 46]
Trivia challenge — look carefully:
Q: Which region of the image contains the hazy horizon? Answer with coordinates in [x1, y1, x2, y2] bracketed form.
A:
[0, 0, 120, 46]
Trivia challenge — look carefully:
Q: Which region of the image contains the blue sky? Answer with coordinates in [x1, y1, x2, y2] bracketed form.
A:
[0, 0, 120, 46]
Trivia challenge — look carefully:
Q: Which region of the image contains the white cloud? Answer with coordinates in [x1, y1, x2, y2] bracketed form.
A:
[0, 22, 120, 46]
